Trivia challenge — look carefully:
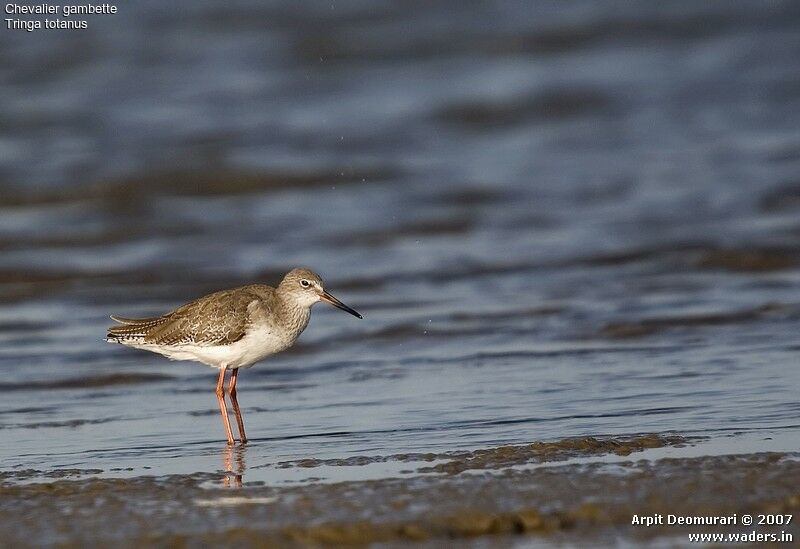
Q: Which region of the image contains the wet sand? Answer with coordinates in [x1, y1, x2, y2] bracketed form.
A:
[1, 435, 797, 547]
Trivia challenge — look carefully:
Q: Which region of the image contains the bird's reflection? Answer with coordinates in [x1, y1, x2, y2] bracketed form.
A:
[221, 444, 246, 488]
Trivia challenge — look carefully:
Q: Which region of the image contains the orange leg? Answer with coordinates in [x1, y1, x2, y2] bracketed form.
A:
[229, 368, 247, 444]
[216, 368, 235, 445]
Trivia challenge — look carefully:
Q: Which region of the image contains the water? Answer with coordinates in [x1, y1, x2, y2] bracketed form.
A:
[2, 0, 800, 487]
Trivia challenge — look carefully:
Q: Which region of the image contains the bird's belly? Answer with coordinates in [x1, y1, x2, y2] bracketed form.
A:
[136, 328, 292, 369]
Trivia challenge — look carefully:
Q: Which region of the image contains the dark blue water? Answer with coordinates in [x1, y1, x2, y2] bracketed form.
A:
[1, 0, 800, 484]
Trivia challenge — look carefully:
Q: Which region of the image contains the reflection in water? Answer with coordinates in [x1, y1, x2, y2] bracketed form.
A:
[222, 445, 246, 488]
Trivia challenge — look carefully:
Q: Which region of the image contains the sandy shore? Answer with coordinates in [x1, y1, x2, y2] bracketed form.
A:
[2, 434, 797, 547]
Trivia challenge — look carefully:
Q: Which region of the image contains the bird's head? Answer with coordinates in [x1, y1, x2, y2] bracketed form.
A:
[279, 268, 362, 318]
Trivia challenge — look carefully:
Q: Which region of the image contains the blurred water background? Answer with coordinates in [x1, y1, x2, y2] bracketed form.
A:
[1, 0, 800, 483]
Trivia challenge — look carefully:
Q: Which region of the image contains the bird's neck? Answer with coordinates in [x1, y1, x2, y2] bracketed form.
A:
[275, 295, 311, 336]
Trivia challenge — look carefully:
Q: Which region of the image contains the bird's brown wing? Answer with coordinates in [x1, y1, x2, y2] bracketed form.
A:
[107, 286, 269, 346]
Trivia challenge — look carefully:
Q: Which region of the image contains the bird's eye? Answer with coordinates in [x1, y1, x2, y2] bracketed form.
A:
[300, 279, 310, 288]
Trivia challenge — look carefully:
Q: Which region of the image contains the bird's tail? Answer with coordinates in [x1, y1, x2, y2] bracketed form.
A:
[106, 315, 167, 343]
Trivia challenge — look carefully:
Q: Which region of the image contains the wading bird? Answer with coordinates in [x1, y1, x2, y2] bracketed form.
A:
[107, 268, 362, 444]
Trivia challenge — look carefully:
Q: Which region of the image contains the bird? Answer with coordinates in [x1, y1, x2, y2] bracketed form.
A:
[106, 268, 362, 445]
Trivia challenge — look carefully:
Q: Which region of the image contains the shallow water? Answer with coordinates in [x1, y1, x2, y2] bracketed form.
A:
[2, 0, 800, 494]
[2, 448, 798, 547]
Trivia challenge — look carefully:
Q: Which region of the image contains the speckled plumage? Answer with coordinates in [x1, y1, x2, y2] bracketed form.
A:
[106, 268, 362, 444]
[109, 285, 283, 345]
[106, 268, 355, 370]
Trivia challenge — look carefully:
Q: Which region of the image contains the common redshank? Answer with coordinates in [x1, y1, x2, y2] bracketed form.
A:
[106, 268, 362, 444]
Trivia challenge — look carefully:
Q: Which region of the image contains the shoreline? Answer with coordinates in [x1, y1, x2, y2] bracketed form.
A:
[2, 433, 798, 547]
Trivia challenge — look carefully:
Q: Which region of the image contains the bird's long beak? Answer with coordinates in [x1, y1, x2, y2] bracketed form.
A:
[320, 290, 363, 319]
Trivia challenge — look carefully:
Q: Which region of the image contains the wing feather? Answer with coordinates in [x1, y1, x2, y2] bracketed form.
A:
[107, 286, 269, 346]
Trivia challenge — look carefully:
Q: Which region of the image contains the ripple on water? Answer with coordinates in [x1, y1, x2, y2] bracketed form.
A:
[0, 0, 799, 511]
